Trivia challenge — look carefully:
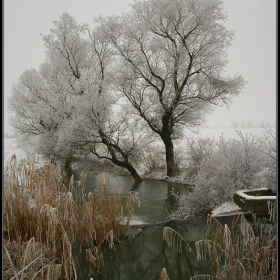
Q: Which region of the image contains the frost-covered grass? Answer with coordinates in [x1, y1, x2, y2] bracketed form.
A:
[3, 157, 139, 278]
[162, 212, 277, 279]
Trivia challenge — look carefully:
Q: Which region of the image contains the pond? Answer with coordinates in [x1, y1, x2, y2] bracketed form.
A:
[71, 160, 191, 225]
[69, 160, 235, 280]
[77, 216, 235, 280]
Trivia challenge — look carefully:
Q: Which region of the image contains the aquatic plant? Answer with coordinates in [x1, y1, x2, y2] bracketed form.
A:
[4, 237, 62, 280]
[161, 205, 277, 279]
[3, 155, 139, 279]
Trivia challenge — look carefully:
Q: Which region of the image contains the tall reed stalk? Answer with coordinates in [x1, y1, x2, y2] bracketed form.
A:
[4, 155, 139, 279]
[161, 205, 277, 280]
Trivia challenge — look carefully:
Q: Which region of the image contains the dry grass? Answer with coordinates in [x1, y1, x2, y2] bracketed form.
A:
[162, 204, 277, 280]
[4, 154, 139, 279]
[158, 268, 170, 280]
[195, 213, 277, 279]
[4, 238, 61, 280]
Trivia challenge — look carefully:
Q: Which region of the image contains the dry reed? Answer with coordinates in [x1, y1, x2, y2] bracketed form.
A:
[158, 268, 170, 280]
[4, 154, 139, 279]
[162, 204, 277, 280]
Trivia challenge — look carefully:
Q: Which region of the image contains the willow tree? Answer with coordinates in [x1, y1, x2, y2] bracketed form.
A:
[99, 0, 246, 177]
[8, 13, 146, 182]
[8, 13, 90, 155]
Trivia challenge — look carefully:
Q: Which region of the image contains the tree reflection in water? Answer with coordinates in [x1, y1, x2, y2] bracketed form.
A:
[80, 217, 233, 280]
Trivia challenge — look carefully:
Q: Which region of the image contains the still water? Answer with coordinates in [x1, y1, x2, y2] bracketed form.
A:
[70, 161, 235, 280]
[71, 161, 191, 225]
[78, 216, 235, 280]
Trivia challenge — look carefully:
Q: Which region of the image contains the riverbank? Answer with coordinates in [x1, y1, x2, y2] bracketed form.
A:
[71, 159, 244, 221]
[3, 136, 243, 220]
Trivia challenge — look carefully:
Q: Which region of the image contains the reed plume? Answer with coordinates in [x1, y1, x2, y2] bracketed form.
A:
[162, 209, 277, 280]
[4, 155, 138, 279]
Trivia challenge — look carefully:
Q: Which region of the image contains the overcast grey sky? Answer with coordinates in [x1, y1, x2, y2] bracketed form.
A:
[3, 0, 276, 133]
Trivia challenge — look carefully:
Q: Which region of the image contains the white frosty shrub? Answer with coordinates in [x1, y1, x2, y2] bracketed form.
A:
[142, 144, 166, 174]
[172, 131, 268, 218]
[257, 126, 276, 191]
[196, 131, 265, 189]
[185, 136, 217, 180]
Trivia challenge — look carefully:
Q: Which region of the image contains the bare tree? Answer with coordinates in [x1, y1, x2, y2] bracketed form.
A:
[98, 0, 246, 177]
[59, 94, 147, 182]
[8, 13, 145, 181]
[42, 13, 89, 81]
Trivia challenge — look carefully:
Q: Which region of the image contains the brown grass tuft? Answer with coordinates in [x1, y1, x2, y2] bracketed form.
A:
[4, 155, 138, 278]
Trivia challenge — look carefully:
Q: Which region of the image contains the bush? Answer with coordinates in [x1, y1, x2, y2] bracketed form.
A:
[173, 130, 275, 219]
[184, 136, 217, 181]
[142, 144, 166, 174]
[257, 126, 276, 191]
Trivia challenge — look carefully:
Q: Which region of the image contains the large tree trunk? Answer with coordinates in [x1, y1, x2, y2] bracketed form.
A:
[161, 133, 176, 177]
[160, 113, 176, 177]
[99, 130, 143, 182]
[124, 162, 143, 182]
[111, 157, 143, 182]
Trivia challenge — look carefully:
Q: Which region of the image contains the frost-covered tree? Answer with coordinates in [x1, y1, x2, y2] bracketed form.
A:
[42, 13, 89, 82]
[56, 93, 148, 181]
[9, 13, 90, 149]
[98, 0, 246, 177]
[8, 13, 146, 182]
[8, 68, 51, 136]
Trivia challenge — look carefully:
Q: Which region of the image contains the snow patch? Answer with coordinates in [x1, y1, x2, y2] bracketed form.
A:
[235, 188, 276, 200]
[211, 201, 241, 216]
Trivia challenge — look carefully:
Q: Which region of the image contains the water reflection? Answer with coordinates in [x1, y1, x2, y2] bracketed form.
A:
[71, 161, 191, 224]
[129, 180, 143, 191]
[79, 217, 234, 280]
[69, 161, 235, 280]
